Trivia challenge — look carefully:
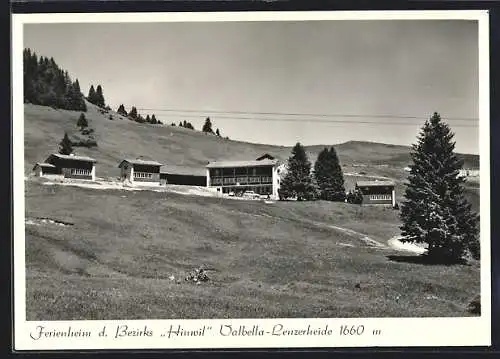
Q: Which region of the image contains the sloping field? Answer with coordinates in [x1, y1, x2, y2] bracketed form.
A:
[25, 181, 479, 320]
[24, 103, 479, 179]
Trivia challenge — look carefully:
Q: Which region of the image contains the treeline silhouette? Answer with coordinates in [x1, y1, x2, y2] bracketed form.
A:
[116, 104, 163, 125]
[23, 48, 87, 111]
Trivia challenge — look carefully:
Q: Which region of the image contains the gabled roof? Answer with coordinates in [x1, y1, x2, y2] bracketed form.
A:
[32, 162, 56, 170]
[356, 180, 395, 187]
[160, 165, 206, 177]
[206, 159, 278, 168]
[118, 159, 163, 168]
[256, 153, 275, 161]
[46, 153, 97, 163]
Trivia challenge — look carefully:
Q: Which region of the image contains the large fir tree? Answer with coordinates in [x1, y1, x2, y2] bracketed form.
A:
[280, 143, 317, 201]
[58, 132, 73, 155]
[400, 112, 479, 262]
[314, 147, 345, 201]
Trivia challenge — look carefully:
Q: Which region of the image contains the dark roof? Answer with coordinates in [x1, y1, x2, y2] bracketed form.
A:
[206, 159, 278, 168]
[256, 153, 275, 161]
[160, 165, 206, 177]
[46, 153, 97, 163]
[118, 159, 163, 168]
[356, 180, 395, 187]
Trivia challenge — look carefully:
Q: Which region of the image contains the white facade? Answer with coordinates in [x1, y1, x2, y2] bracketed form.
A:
[272, 163, 288, 200]
[458, 168, 480, 178]
[206, 159, 285, 200]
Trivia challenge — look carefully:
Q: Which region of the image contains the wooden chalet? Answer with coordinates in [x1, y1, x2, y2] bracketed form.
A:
[355, 180, 396, 207]
[118, 158, 162, 185]
[33, 153, 97, 181]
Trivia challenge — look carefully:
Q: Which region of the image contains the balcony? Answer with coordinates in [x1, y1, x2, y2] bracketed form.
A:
[210, 176, 273, 186]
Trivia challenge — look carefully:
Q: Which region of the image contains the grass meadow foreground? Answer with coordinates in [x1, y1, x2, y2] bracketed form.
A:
[24, 180, 480, 320]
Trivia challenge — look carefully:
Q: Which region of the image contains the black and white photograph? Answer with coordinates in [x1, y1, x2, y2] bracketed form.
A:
[12, 10, 491, 350]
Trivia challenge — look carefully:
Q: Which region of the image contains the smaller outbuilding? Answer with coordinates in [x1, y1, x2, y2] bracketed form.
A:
[32, 162, 60, 179]
[355, 180, 396, 207]
[118, 158, 162, 186]
[33, 153, 97, 181]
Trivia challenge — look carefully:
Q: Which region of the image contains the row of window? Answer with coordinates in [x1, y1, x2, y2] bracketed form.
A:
[211, 176, 273, 185]
[70, 169, 91, 176]
[212, 169, 272, 176]
[134, 172, 153, 179]
[369, 195, 392, 201]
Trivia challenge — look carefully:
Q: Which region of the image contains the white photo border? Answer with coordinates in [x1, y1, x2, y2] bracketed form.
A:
[12, 10, 491, 351]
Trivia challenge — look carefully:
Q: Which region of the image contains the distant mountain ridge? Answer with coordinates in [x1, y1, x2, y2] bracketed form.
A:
[308, 140, 479, 169]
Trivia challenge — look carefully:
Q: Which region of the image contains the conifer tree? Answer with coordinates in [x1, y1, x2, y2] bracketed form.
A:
[73, 79, 86, 111]
[216, 128, 221, 137]
[314, 147, 345, 201]
[117, 104, 128, 117]
[77, 113, 88, 130]
[128, 106, 138, 120]
[146, 115, 151, 123]
[151, 114, 157, 124]
[400, 112, 479, 262]
[179, 121, 183, 127]
[95, 85, 106, 108]
[280, 143, 317, 201]
[87, 85, 97, 104]
[23, 48, 86, 111]
[58, 132, 73, 155]
[202, 117, 214, 134]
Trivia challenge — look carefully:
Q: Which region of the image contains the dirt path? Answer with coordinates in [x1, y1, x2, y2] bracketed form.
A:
[32, 178, 424, 254]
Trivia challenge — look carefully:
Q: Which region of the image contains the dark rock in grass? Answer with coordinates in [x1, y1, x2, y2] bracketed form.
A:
[354, 283, 361, 289]
[466, 295, 481, 315]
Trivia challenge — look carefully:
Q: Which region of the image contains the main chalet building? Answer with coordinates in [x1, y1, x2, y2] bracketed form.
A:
[206, 155, 284, 200]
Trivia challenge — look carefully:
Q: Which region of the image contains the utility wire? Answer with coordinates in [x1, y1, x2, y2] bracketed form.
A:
[125, 106, 478, 123]
[130, 112, 477, 128]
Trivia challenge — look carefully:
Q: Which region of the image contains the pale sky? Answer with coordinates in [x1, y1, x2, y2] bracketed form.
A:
[24, 20, 480, 154]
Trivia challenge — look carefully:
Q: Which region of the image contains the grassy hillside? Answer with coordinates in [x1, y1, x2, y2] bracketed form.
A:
[24, 103, 479, 178]
[24, 103, 481, 213]
[23, 103, 481, 320]
[25, 181, 479, 320]
[24, 102, 290, 178]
